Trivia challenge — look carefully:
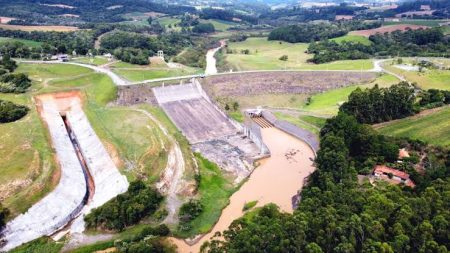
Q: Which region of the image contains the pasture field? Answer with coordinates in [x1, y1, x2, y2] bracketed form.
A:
[330, 34, 372, 45]
[200, 19, 237, 31]
[383, 19, 449, 27]
[0, 37, 42, 47]
[383, 60, 450, 90]
[350, 24, 428, 37]
[375, 106, 450, 147]
[0, 24, 79, 32]
[225, 37, 374, 71]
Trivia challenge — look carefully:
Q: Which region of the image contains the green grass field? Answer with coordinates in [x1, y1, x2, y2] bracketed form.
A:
[200, 19, 237, 31]
[376, 106, 450, 147]
[0, 37, 42, 47]
[383, 19, 448, 27]
[383, 60, 450, 90]
[331, 34, 372, 45]
[73, 56, 110, 66]
[273, 112, 326, 136]
[225, 37, 373, 71]
[113, 68, 201, 82]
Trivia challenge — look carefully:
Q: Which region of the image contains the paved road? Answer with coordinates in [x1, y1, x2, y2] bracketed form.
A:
[19, 60, 130, 86]
[20, 58, 404, 87]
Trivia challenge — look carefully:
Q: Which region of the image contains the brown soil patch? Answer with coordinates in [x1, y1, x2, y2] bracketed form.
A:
[35, 90, 83, 113]
[0, 17, 17, 24]
[144, 12, 165, 18]
[104, 141, 124, 169]
[350, 24, 429, 37]
[0, 24, 79, 32]
[59, 14, 80, 18]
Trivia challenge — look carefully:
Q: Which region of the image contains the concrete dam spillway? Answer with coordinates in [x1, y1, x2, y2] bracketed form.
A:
[0, 92, 128, 251]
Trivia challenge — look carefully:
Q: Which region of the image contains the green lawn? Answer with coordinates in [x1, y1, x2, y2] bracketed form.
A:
[73, 56, 110, 66]
[0, 37, 42, 47]
[176, 153, 236, 237]
[225, 37, 373, 71]
[112, 68, 201, 82]
[200, 19, 237, 31]
[273, 112, 325, 136]
[331, 34, 372, 45]
[376, 106, 450, 147]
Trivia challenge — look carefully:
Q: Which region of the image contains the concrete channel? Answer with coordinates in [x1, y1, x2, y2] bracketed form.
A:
[0, 92, 128, 251]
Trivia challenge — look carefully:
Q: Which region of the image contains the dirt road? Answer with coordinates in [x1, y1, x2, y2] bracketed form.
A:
[171, 126, 316, 252]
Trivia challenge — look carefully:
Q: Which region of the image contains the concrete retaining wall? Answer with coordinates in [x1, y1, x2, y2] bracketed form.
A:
[262, 111, 319, 154]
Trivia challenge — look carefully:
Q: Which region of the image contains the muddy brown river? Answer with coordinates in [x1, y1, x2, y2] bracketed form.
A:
[172, 127, 316, 252]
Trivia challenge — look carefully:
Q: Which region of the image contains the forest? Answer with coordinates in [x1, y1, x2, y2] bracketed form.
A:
[268, 21, 381, 43]
[308, 28, 449, 63]
[205, 98, 449, 253]
[0, 0, 195, 25]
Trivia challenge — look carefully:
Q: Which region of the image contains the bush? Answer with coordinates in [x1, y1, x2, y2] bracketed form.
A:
[0, 73, 32, 93]
[178, 199, 203, 223]
[0, 100, 29, 123]
[84, 181, 163, 231]
[192, 23, 215, 34]
[243, 201, 258, 211]
[279, 55, 288, 61]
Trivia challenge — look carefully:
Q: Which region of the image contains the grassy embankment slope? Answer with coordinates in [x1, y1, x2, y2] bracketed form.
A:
[224, 37, 373, 71]
[0, 62, 194, 217]
[110, 58, 202, 82]
[375, 106, 450, 147]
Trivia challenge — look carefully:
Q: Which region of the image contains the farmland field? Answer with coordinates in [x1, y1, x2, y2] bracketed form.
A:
[0, 24, 79, 32]
[375, 106, 450, 147]
[330, 35, 372, 45]
[0, 37, 42, 47]
[350, 24, 428, 37]
[383, 19, 449, 27]
[225, 37, 374, 71]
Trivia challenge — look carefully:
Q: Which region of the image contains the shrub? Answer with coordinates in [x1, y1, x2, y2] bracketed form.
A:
[279, 55, 288, 61]
[0, 100, 29, 123]
[243, 201, 258, 211]
[178, 199, 203, 223]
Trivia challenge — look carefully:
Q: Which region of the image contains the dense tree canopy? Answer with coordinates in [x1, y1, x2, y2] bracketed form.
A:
[84, 181, 163, 231]
[268, 21, 380, 43]
[308, 28, 449, 63]
[340, 83, 416, 124]
[192, 23, 216, 34]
